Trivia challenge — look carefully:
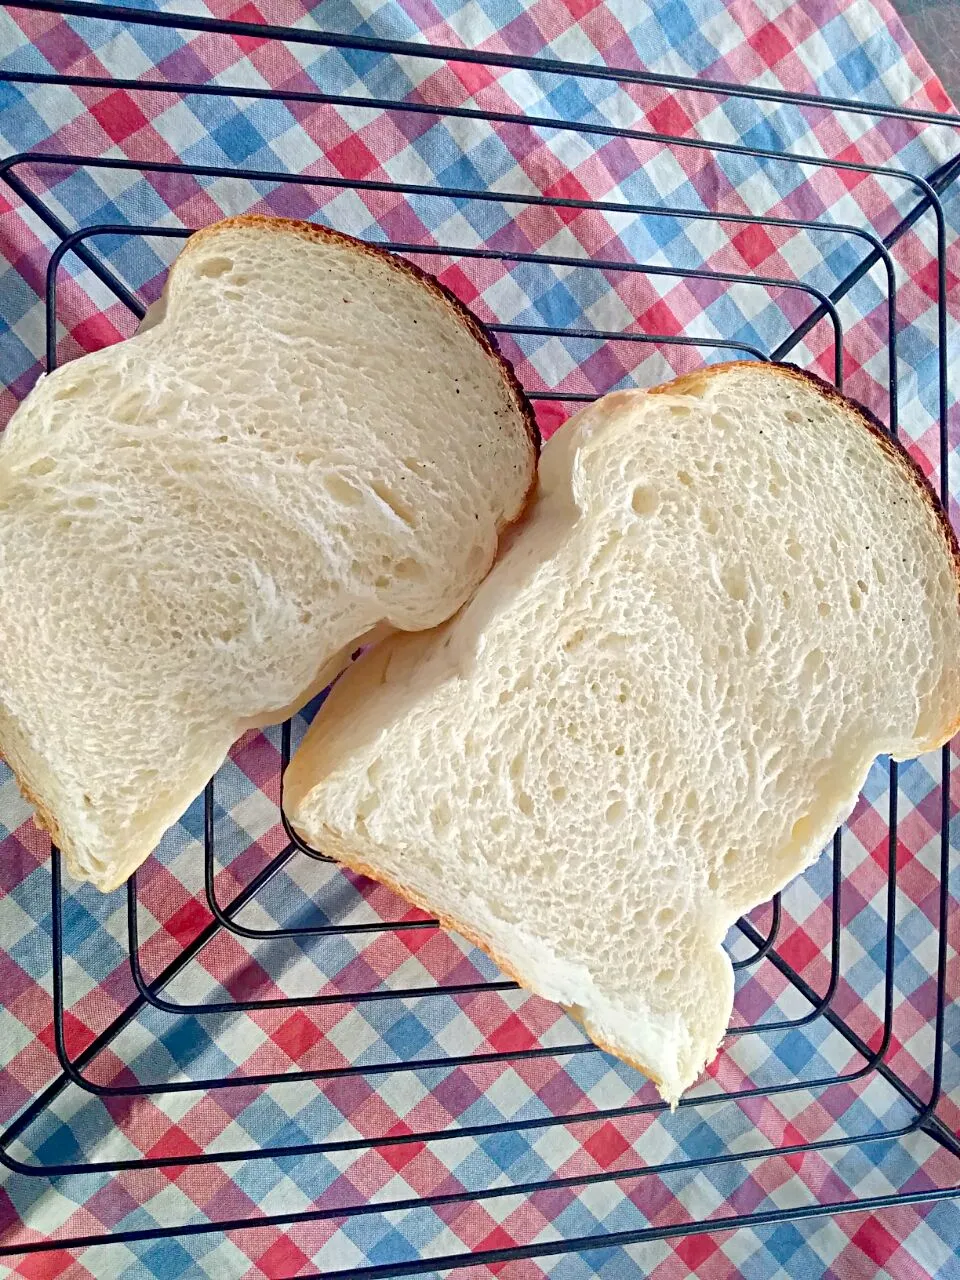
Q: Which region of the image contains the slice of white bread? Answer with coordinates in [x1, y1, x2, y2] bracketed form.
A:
[284, 361, 960, 1105]
[0, 216, 537, 892]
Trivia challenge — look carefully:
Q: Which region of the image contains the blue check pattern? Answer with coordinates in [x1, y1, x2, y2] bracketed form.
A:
[1, 2, 960, 1277]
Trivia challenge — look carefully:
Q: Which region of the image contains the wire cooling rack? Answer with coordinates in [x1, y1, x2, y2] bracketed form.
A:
[1, 2, 960, 1274]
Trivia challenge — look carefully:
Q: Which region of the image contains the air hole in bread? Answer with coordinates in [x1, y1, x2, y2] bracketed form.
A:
[790, 814, 815, 845]
[850, 588, 862, 611]
[677, 469, 693, 487]
[465, 542, 487, 576]
[605, 799, 627, 826]
[655, 789, 675, 826]
[653, 967, 673, 991]
[394, 557, 425, 582]
[370, 479, 416, 527]
[721, 564, 747, 601]
[75, 496, 96, 511]
[28, 457, 56, 477]
[517, 792, 534, 816]
[52, 381, 92, 402]
[785, 536, 802, 561]
[801, 648, 825, 687]
[113, 395, 146, 424]
[818, 601, 831, 617]
[323, 474, 363, 507]
[196, 256, 233, 278]
[357, 791, 380, 821]
[631, 485, 658, 516]
[745, 621, 763, 652]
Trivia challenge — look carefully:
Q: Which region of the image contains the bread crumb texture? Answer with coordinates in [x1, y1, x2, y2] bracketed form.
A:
[285, 362, 960, 1104]
[0, 217, 536, 891]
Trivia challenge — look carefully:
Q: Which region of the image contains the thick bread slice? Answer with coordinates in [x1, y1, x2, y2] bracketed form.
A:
[284, 361, 960, 1105]
[0, 216, 537, 892]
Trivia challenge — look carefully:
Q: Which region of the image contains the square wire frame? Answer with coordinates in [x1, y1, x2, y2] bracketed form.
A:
[1, 6, 960, 1275]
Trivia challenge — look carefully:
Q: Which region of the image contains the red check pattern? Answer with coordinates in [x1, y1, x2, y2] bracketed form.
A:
[1, 1, 959, 1277]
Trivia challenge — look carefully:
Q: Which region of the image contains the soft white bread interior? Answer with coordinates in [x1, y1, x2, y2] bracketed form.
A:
[0, 216, 537, 892]
[284, 361, 960, 1105]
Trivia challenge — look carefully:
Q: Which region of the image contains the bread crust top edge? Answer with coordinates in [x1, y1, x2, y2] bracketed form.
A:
[653, 359, 960, 591]
[652, 360, 960, 748]
[180, 214, 542, 474]
[0, 214, 542, 890]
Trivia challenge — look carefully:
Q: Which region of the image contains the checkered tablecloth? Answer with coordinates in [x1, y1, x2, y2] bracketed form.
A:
[1, 1, 960, 1277]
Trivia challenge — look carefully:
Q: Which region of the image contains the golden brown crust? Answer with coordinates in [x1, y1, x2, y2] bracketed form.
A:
[4, 751, 65, 849]
[652, 360, 960, 751]
[180, 215, 541, 471]
[654, 359, 960, 591]
[1, 215, 541, 891]
[296, 822, 669, 1092]
[289, 357, 960, 1097]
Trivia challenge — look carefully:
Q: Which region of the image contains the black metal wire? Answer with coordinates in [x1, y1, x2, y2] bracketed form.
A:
[10, 0, 960, 127]
[0, 5, 958, 1265]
